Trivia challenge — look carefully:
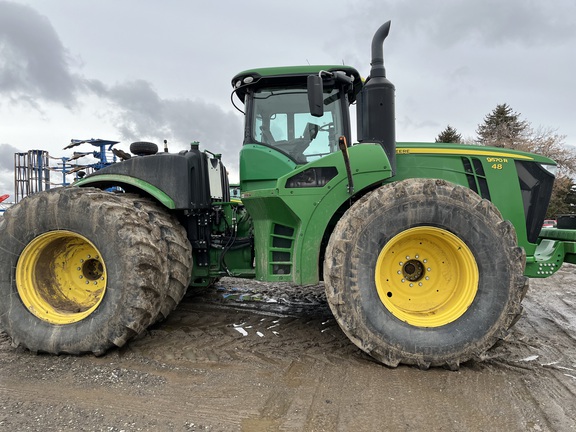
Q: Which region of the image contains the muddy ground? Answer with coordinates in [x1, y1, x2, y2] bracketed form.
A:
[1, 265, 575, 432]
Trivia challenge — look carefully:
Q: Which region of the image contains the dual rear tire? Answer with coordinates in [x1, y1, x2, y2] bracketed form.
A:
[0, 187, 191, 354]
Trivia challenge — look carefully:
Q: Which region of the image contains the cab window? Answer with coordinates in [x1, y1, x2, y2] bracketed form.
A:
[252, 87, 343, 163]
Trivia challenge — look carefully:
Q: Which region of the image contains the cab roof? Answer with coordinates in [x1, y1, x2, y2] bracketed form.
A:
[231, 65, 362, 103]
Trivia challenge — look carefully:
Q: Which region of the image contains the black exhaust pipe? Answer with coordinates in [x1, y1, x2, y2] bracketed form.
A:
[357, 21, 396, 175]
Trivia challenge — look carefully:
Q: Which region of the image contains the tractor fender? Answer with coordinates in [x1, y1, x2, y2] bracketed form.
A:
[74, 149, 225, 210]
[75, 174, 176, 209]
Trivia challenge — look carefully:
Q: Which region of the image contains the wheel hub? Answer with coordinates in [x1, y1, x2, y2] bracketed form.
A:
[82, 258, 104, 281]
[402, 259, 425, 282]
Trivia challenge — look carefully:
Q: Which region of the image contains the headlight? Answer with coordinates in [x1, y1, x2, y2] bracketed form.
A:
[539, 163, 557, 177]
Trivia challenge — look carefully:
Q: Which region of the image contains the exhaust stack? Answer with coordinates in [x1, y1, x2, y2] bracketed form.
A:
[357, 21, 396, 174]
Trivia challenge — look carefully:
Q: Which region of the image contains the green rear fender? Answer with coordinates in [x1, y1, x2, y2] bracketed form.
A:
[74, 174, 176, 209]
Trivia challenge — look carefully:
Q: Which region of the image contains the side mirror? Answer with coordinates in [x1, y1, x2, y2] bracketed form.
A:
[307, 75, 324, 117]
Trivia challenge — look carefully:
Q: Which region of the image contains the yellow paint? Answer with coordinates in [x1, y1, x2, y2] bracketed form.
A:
[375, 226, 479, 327]
[16, 230, 107, 325]
[396, 147, 533, 161]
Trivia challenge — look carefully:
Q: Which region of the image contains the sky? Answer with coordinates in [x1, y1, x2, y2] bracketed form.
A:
[1, 0, 575, 199]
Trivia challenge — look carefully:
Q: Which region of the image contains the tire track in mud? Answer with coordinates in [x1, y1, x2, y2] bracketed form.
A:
[488, 265, 576, 368]
[115, 285, 372, 430]
[242, 359, 349, 431]
[0, 378, 256, 430]
[482, 264, 576, 431]
[125, 291, 361, 367]
[2, 267, 576, 431]
[505, 371, 576, 432]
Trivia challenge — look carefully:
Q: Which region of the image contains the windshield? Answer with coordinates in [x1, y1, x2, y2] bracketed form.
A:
[250, 87, 345, 164]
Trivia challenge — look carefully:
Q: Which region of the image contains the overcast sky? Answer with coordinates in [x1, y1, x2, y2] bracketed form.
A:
[1, 0, 575, 198]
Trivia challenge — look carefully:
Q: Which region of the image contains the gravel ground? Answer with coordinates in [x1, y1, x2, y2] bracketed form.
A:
[1, 265, 575, 431]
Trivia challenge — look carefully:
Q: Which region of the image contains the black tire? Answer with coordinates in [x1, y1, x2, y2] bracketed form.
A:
[130, 141, 158, 156]
[131, 197, 192, 320]
[0, 187, 170, 354]
[324, 178, 527, 369]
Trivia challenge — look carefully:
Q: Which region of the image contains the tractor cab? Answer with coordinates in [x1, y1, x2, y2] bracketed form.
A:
[232, 66, 362, 191]
[233, 23, 396, 195]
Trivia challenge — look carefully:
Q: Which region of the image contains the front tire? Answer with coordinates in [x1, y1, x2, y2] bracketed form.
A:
[0, 187, 173, 354]
[324, 178, 527, 369]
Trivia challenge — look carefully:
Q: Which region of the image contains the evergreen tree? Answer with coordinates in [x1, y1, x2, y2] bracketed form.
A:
[476, 103, 529, 148]
[435, 125, 462, 143]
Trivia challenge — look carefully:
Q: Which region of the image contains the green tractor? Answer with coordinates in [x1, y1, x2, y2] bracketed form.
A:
[1, 22, 574, 369]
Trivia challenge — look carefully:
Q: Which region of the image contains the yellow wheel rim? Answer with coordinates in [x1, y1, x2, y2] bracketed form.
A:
[16, 230, 107, 325]
[375, 226, 478, 327]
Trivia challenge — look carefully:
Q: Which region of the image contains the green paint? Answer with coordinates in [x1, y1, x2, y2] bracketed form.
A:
[75, 174, 176, 209]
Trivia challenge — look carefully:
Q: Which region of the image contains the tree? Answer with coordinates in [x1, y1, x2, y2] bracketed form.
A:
[519, 126, 576, 177]
[476, 104, 576, 218]
[523, 128, 576, 218]
[476, 103, 529, 148]
[435, 125, 462, 143]
[546, 175, 575, 219]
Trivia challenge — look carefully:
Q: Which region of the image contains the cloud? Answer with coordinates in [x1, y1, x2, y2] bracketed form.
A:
[161, 98, 242, 156]
[368, 0, 575, 47]
[94, 79, 242, 168]
[0, 1, 242, 170]
[106, 79, 168, 139]
[0, 143, 21, 196]
[340, 0, 576, 65]
[0, 143, 20, 171]
[0, 173, 12, 197]
[0, 1, 77, 107]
